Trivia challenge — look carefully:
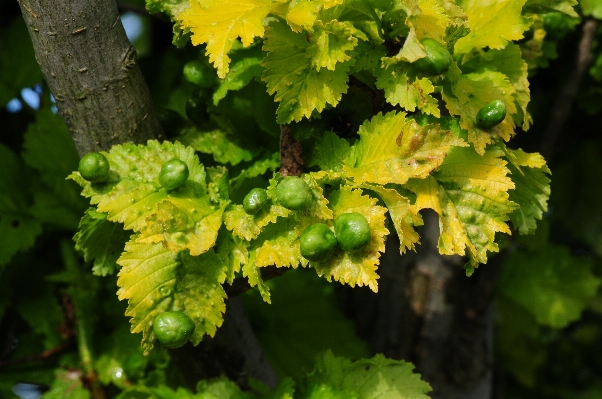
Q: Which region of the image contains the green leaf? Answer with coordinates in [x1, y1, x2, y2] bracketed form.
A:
[375, 65, 439, 116]
[343, 111, 467, 186]
[178, 0, 271, 78]
[229, 152, 280, 197]
[0, 18, 43, 107]
[262, 20, 350, 124]
[306, 21, 358, 71]
[40, 370, 90, 399]
[498, 244, 602, 328]
[502, 146, 551, 235]
[196, 377, 257, 399]
[495, 296, 545, 388]
[22, 108, 86, 229]
[442, 62, 518, 154]
[74, 209, 130, 276]
[213, 54, 264, 106]
[524, 0, 578, 17]
[406, 146, 517, 268]
[460, 43, 532, 130]
[313, 187, 389, 292]
[308, 351, 432, 398]
[117, 240, 227, 352]
[96, 325, 148, 388]
[454, 0, 530, 54]
[0, 144, 41, 266]
[145, 0, 189, 18]
[15, 284, 65, 350]
[179, 127, 256, 165]
[581, 0, 602, 18]
[307, 131, 352, 172]
[242, 268, 370, 379]
[69, 140, 224, 256]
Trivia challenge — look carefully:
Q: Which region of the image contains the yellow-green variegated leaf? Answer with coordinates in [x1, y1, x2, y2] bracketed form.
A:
[442, 62, 517, 154]
[454, 0, 530, 54]
[313, 187, 389, 292]
[365, 185, 422, 254]
[253, 217, 308, 269]
[307, 21, 358, 71]
[117, 240, 227, 353]
[243, 251, 272, 302]
[406, 146, 517, 272]
[215, 230, 249, 285]
[343, 111, 467, 185]
[375, 65, 440, 116]
[262, 20, 350, 124]
[460, 43, 532, 130]
[502, 145, 551, 235]
[178, 0, 271, 78]
[138, 200, 228, 256]
[223, 203, 290, 241]
[68, 140, 224, 256]
[414, 0, 468, 44]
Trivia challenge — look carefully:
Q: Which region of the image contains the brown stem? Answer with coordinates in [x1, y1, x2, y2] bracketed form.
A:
[18, 0, 164, 155]
[279, 125, 304, 177]
[0, 342, 71, 369]
[540, 19, 597, 158]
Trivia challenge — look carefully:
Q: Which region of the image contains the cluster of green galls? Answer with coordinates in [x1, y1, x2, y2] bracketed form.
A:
[242, 176, 372, 262]
[78, 152, 191, 191]
[415, 38, 507, 129]
[76, 40, 507, 349]
[79, 153, 197, 348]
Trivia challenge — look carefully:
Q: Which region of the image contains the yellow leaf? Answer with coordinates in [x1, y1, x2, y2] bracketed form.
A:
[178, 0, 271, 78]
[454, 0, 530, 54]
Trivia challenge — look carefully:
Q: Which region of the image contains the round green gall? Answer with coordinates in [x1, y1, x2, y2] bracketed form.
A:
[153, 311, 195, 348]
[276, 176, 313, 211]
[243, 188, 268, 215]
[79, 152, 110, 183]
[475, 100, 507, 129]
[413, 38, 451, 76]
[183, 60, 215, 88]
[300, 223, 338, 261]
[334, 212, 371, 252]
[159, 159, 189, 191]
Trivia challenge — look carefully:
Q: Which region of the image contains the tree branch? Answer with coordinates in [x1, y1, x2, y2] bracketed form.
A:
[540, 19, 597, 158]
[18, 0, 164, 155]
[279, 125, 304, 177]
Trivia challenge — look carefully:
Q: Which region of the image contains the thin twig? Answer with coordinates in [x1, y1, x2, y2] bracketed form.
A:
[540, 19, 598, 158]
[0, 342, 71, 369]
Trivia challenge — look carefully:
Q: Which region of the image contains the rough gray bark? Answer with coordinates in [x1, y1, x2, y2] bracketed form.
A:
[340, 211, 499, 399]
[18, 0, 164, 156]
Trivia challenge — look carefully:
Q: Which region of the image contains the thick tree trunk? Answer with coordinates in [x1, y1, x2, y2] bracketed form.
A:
[19, 0, 277, 389]
[340, 211, 499, 398]
[18, 0, 164, 155]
